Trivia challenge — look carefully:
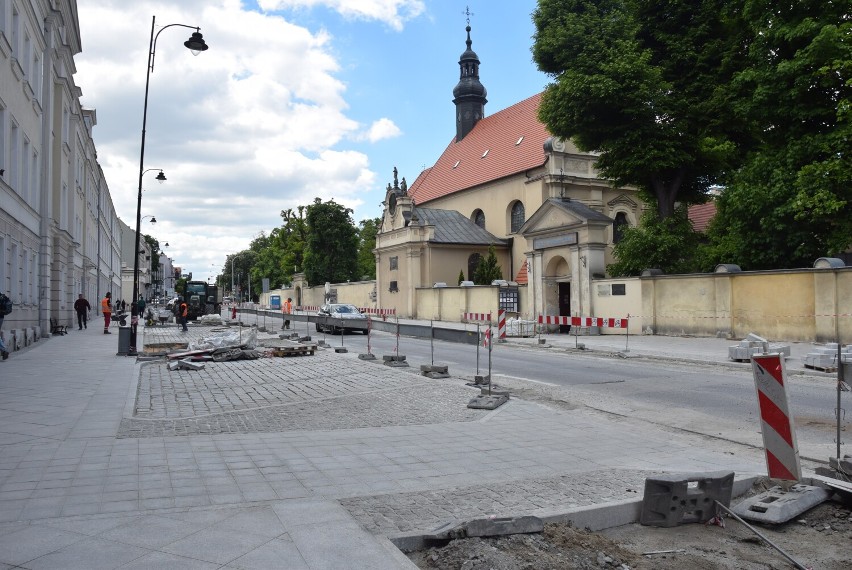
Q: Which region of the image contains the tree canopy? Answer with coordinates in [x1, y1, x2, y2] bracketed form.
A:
[532, 0, 742, 219]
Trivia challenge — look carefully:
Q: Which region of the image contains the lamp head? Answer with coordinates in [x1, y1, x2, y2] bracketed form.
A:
[184, 31, 209, 55]
[155, 170, 167, 183]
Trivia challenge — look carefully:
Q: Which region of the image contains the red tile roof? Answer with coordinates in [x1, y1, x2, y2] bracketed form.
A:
[515, 260, 528, 285]
[408, 93, 550, 204]
[688, 201, 717, 233]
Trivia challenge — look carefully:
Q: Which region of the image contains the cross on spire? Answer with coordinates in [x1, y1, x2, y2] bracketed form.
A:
[463, 5, 474, 26]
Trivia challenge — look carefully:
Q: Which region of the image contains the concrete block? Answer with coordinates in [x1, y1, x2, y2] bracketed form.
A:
[384, 360, 410, 368]
[168, 361, 180, 371]
[383, 354, 407, 362]
[640, 471, 734, 527]
[177, 359, 205, 371]
[474, 374, 490, 385]
[828, 454, 852, 473]
[423, 371, 450, 379]
[731, 484, 830, 524]
[420, 364, 448, 374]
[464, 516, 543, 538]
[467, 394, 509, 410]
[358, 353, 376, 360]
[334, 347, 348, 353]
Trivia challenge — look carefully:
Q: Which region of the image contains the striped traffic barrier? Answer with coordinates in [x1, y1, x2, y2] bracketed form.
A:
[462, 312, 491, 322]
[537, 315, 628, 328]
[498, 309, 506, 341]
[750, 354, 801, 480]
[359, 307, 396, 316]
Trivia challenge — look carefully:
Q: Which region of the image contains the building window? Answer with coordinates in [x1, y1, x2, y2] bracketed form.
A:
[389, 256, 398, 270]
[612, 283, 626, 295]
[389, 280, 398, 292]
[613, 212, 628, 244]
[473, 210, 485, 229]
[467, 253, 481, 281]
[510, 201, 525, 233]
[498, 286, 520, 312]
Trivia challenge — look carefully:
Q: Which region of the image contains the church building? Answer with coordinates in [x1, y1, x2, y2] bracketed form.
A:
[375, 23, 647, 321]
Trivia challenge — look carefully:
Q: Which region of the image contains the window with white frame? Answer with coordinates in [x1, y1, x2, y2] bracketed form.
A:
[62, 106, 69, 145]
[61, 183, 68, 230]
[10, 242, 19, 302]
[22, 137, 29, 203]
[30, 149, 38, 209]
[0, 236, 5, 293]
[11, 7, 19, 55]
[0, 104, 5, 173]
[10, 120, 19, 190]
[22, 249, 29, 304]
[32, 53, 41, 102]
[30, 252, 37, 302]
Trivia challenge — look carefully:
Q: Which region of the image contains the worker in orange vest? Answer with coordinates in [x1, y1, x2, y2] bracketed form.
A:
[178, 298, 189, 332]
[282, 297, 292, 329]
[101, 292, 112, 334]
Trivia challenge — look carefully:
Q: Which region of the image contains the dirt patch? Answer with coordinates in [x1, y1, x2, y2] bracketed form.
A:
[408, 495, 852, 569]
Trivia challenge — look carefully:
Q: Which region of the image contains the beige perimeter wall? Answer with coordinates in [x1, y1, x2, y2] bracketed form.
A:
[258, 267, 851, 343]
[624, 268, 851, 342]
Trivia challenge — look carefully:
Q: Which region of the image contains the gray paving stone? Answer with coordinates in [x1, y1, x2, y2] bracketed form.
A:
[0, 524, 86, 566]
[161, 527, 272, 565]
[25, 536, 149, 570]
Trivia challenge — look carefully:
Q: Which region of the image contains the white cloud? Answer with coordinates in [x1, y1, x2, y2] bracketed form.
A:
[257, 0, 426, 31]
[74, 0, 398, 280]
[357, 118, 402, 142]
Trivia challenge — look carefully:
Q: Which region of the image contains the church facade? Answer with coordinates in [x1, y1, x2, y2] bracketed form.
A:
[375, 24, 647, 321]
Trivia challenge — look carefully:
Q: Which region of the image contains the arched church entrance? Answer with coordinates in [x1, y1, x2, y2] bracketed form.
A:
[544, 255, 571, 333]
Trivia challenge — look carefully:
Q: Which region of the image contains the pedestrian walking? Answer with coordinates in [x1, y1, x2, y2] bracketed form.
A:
[74, 293, 91, 330]
[137, 295, 146, 315]
[120, 299, 126, 313]
[0, 291, 12, 360]
[282, 297, 292, 329]
[101, 292, 112, 334]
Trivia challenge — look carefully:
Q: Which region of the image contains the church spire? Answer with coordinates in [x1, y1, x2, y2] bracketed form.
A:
[452, 10, 487, 142]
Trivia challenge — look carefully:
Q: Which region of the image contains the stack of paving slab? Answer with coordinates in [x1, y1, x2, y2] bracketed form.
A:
[803, 342, 851, 372]
[728, 333, 791, 361]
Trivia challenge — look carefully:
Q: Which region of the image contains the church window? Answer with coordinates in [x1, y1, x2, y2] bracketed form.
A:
[467, 253, 481, 280]
[389, 280, 398, 292]
[613, 212, 628, 243]
[389, 256, 398, 270]
[510, 201, 525, 233]
[473, 210, 485, 229]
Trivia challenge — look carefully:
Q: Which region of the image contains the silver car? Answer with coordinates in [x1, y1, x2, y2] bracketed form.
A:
[316, 304, 367, 334]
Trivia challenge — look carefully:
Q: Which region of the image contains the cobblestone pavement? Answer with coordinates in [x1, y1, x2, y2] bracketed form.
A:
[341, 469, 652, 535]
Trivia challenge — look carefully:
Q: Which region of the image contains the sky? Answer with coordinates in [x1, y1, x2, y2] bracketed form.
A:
[74, 0, 549, 283]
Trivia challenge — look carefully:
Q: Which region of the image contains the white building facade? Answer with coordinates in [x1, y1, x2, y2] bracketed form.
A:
[0, 0, 122, 345]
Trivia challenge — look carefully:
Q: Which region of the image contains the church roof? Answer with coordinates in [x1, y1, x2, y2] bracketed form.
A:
[408, 92, 550, 204]
[412, 207, 507, 246]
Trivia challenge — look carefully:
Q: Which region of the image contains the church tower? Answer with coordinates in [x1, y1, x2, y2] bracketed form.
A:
[452, 23, 487, 142]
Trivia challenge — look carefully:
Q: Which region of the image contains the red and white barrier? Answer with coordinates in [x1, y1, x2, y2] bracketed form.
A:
[537, 315, 628, 328]
[498, 309, 506, 340]
[296, 305, 320, 312]
[359, 307, 396, 316]
[750, 354, 801, 480]
[463, 312, 492, 322]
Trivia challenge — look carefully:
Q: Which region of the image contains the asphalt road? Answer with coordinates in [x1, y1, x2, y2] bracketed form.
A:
[324, 328, 843, 460]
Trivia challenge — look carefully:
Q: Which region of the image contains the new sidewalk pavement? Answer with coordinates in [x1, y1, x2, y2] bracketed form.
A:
[0, 316, 783, 569]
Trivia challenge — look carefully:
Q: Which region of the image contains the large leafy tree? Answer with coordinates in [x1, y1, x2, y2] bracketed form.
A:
[303, 198, 359, 285]
[608, 208, 703, 276]
[356, 218, 380, 281]
[532, 0, 744, 219]
[703, 0, 852, 268]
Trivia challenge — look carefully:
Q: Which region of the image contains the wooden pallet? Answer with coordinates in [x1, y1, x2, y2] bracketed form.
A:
[804, 363, 837, 373]
[271, 344, 316, 357]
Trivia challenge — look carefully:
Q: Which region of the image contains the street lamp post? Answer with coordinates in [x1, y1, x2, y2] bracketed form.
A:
[129, 16, 208, 357]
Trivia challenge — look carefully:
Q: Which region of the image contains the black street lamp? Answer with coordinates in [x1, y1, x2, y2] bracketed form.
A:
[129, 16, 208, 356]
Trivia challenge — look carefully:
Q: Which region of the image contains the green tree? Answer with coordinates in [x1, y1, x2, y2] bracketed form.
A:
[473, 245, 503, 285]
[532, 0, 743, 219]
[356, 218, 380, 281]
[608, 208, 702, 276]
[303, 198, 359, 285]
[250, 231, 289, 291]
[704, 0, 852, 268]
[278, 207, 308, 279]
[457, 269, 465, 285]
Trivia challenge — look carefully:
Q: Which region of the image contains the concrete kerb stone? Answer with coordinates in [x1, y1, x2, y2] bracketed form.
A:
[388, 475, 761, 554]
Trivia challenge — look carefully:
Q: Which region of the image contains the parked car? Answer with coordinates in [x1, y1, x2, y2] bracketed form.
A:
[315, 303, 367, 334]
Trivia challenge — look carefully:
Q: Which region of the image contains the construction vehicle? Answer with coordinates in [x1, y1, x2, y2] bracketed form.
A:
[179, 281, 223, 320]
